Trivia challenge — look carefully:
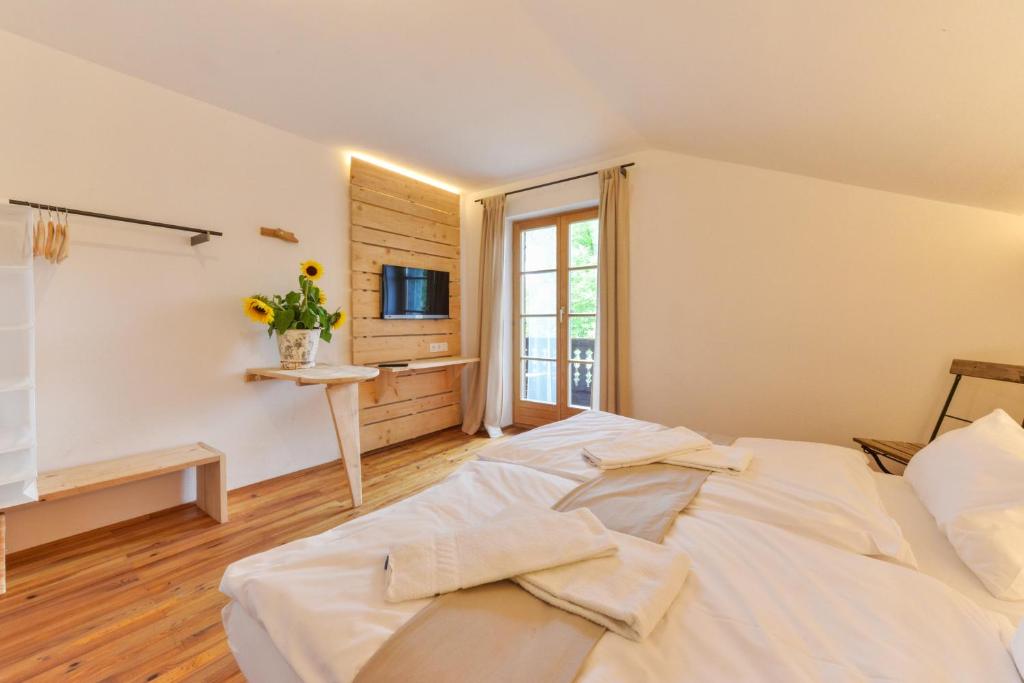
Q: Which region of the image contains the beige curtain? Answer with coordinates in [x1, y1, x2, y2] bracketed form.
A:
[597, 168, 631, 415]
[463, 195, 507, 436]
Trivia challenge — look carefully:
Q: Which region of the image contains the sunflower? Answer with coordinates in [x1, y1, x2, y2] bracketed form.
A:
[300, 260, 323, 280]
[331, 310, 347, 330]
[243, 297, 274, 325]
[318, 291, 327, 305]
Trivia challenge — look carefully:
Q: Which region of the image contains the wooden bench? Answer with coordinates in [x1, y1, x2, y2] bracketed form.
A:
[0, 442, 227, 594]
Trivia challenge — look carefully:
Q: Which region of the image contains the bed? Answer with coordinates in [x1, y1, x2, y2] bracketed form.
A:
[220, 411, 1022, 682]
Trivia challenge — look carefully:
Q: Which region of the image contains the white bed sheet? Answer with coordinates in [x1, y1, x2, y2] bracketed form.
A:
[221, 459, 1019, 683]
[873, 471, 1024, 625]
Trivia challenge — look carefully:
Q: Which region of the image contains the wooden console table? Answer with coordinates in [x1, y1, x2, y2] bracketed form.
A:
[244, 364, 380, 506]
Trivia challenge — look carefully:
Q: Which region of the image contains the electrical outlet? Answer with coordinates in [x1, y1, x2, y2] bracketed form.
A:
[429, 342, 448, 353]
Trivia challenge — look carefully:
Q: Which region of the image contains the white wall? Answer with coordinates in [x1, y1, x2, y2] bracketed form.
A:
[0, 32, 353, 551]
[462, 149, 1024, 446]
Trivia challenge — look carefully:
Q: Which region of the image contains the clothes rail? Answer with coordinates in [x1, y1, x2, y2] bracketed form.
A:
[473, 162, 634, 204]
[7, 199, 222, 246]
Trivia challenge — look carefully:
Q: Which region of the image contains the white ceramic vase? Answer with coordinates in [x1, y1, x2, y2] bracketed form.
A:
[277, 329, 320, 369]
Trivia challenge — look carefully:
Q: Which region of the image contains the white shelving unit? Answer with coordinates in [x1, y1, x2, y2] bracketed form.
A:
[0, 204, 37, 507]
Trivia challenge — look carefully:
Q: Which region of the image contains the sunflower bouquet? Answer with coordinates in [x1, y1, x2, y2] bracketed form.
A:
[243, 260, 347, 342]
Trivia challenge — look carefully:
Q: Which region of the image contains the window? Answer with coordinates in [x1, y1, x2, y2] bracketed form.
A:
[513, 208, 599, 426]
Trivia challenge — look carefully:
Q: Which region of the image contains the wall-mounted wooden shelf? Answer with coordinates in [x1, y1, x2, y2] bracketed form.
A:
[245, 364, 379, 385]
[244, 364, 380, 506]
[376, 357, 479, 373]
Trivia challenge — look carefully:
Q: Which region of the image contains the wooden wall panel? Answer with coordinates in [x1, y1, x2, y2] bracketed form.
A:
[352, 203, 459, 245]
[361, 404, 462, 452]
[352, 226, 458, 259]
[352, 318, 458, 337]
[359, 368, 453, 408]
[353, 271, 461, 297]
[353, 335, 461, 366]
[352, 242, 459, 279]
[360, 392, 460, 427]
[353, 290, 460, 320]
[350, 158, 463, 452]
[351, 184, 458, 227]
[351, 158, 459, 214]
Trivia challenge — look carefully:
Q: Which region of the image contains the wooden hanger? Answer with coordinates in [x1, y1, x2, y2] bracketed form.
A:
[27, 205, 72, 264]
[49, 208, 63, 263]
[56, 208, 70, 263]
[32, 208, 44, 257]
[44, 206, 56, 261]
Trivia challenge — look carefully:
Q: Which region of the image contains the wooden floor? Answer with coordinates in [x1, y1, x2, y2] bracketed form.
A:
[0, 427, 515, 682]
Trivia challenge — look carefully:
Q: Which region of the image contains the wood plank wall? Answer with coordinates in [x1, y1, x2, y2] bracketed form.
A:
[349, 158, 464, 452]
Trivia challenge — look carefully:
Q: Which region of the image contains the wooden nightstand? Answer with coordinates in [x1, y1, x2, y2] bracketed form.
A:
[853, 438, 923, 474]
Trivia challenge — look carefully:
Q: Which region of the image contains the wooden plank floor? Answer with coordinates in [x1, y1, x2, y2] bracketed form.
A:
[0, 427, 517, 682]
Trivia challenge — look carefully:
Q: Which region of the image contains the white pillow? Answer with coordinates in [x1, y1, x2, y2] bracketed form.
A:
[905, 408, 1024, 529]
[905, 408, 1024, 600]
[946, 505, 1024, 600]
[696, 438, 917, 566]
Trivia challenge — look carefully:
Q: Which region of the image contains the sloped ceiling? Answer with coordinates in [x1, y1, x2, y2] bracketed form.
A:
[1, 0, 1022, 211]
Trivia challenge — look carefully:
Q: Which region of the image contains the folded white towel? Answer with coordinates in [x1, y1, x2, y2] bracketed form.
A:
[384, 506, 617, 603]
[663, 444, 752, 474]
[582, 426, 712, 469]
[513, 530, 690, 641]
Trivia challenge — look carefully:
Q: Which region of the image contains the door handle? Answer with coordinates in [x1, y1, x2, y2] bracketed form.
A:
[558, 306, 565, 323]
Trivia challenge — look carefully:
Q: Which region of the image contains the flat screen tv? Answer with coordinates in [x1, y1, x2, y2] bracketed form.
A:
[381, 264, 450, 319]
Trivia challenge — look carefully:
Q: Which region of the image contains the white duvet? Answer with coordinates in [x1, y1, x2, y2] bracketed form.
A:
[482, 411, 917, 565]
[222, 457, 1019, 682]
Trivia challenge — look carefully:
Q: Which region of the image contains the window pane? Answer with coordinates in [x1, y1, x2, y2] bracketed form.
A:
[569, 268, 597, 314]
[522, 226, 556, 272]
[522, 359, 556, 404]
[522, 316, 557, 359]
[568, 362, 595, 409]
[570, 219, 598, 267]
[522, 271, 557, 314]
[569, 316, 596, 363]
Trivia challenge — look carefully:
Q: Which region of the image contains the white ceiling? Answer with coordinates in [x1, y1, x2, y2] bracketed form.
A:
[2, 0, 1022, 212]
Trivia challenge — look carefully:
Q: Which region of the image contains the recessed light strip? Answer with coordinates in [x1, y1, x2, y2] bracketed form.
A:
[347, 152, 460, 194]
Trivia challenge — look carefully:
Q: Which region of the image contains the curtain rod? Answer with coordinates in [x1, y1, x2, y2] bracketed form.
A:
[473, 162, 634, 204]
[7, 199, 222, 246]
